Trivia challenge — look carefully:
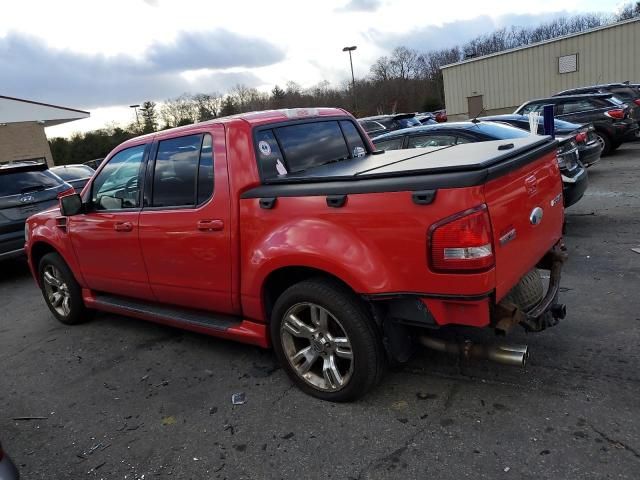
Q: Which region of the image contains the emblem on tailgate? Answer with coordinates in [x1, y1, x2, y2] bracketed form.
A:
[20, 195, 34, 203]
[529, 207, 544, 225]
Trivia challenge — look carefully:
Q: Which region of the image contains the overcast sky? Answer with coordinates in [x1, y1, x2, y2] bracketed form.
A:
[0, 0, 625, 137]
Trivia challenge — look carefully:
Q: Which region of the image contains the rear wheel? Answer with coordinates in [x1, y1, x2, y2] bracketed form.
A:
[270, 278, 383, 402]
[39, 253, 90, 325]
[594, 131, 612, 156]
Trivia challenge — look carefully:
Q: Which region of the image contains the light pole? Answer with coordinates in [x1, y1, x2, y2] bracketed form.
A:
[342, 46, 357, 114]
[129, 104, 141, 130]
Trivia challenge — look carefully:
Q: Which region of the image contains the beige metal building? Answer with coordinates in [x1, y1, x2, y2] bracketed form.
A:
[441, 17, 640, 120]
[0, 96, 89, 166]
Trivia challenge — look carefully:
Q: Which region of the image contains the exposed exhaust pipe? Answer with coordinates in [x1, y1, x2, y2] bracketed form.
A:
[418, 336, 528, 368]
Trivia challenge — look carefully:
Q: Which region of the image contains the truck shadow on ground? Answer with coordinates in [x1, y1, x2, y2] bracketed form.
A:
[0, 256, 31, 284]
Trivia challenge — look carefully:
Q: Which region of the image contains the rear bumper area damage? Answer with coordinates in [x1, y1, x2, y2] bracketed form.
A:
[493, 242, 568, 333]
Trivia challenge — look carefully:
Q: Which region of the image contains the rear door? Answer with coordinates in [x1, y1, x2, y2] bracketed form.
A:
[138, 126, 234, 314]
[483, 145, 564, 301]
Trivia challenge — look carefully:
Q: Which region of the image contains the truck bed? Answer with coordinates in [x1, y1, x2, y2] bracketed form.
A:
[264, 136, 556, 183]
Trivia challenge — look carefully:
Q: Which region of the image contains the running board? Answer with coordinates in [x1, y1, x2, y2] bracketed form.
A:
[85, 291, 269, 348]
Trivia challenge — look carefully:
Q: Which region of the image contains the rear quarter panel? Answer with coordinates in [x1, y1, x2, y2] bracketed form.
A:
[239, 187, 496, 322]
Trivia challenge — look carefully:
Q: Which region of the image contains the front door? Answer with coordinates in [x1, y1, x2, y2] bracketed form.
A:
[69, 143, 154, 300]
[138, 127, 234, 314]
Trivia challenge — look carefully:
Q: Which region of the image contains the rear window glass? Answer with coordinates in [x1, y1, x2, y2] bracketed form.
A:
[610, 88, 636, 101]
[396, 117, 421, 129]
[51, 165, 94, 181]
[256, 120, 367, 179]
[0, 169, 63, 196]
[473, 123, 531, 139]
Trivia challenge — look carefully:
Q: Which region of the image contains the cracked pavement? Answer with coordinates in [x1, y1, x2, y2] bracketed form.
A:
[1, 143, 639, 479]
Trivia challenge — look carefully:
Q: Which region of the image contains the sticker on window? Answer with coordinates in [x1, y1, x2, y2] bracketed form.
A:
[258, 140, 272, 156]
[275, 159, 288, 175]
[353, 146, 366, 158]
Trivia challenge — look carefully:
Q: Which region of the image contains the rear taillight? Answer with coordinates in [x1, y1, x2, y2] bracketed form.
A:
[575, 132, 587, 143]
[57, 187, 75, 199]
[634, 99, 640, 106]
[604, 109, 625, 119]
[429, 205, 494, 272]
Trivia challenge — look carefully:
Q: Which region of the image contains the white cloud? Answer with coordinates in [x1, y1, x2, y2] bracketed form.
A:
[0, 0, 623, 136]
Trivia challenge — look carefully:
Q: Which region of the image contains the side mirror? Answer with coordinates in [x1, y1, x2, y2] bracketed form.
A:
[60, 193, 83, 216]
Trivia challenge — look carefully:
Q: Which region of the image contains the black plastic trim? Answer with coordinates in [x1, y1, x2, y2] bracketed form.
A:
[93, 293, 241, 330]
[326, 194, 347, 208]
[259, 197, 277, 209]
[412, 190, 436, 205]
[241, 171, 484, 198]
[366, 291, 493, 302]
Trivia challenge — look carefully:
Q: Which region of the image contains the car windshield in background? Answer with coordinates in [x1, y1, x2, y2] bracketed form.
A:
[0, 170, 63, 196]
[606, 96, 625, 106]
[256, 120, 366, 179]
[474, 122, 532, 139]
[51, 165, 94, 181]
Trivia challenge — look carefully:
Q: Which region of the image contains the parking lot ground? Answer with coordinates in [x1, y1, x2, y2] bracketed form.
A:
[1, 143, 639, 480]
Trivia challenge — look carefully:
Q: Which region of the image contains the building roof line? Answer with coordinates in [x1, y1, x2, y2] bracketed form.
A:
[440, 16, 640, 70]
[0, 95, 90, 115]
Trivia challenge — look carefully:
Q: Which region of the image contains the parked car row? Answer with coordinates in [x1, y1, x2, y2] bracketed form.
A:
[0, 161, 93, 260]
[371, 120, 588, 208]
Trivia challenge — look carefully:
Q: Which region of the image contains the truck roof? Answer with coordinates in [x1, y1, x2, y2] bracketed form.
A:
[118, 108, 351, 149]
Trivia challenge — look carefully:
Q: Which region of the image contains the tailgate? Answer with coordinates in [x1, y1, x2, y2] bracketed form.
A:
[484, 147, 564, 301]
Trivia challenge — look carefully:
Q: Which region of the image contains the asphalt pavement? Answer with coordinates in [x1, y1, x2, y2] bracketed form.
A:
[1, 143, 639, 479]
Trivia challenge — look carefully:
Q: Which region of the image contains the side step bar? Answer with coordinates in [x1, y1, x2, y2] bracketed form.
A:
[84, 291, 269, 348]
[94, 293, 241, 330]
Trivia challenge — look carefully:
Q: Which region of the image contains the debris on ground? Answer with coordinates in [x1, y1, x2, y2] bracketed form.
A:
[631, 248, 640, 254]
[161, 416, 176, 426]
[231, 392, 246, 405]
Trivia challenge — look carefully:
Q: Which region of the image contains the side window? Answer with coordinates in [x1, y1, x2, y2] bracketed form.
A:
[197, 134, 214, 204]
[256, 130, 286, 178]
[407, 134, 457, 148]
[374, 137, 404, 151]
[559, 100, 592, 114]
[340, 120, 367, 158]
[152, 134, 206, 208]
[92, 144, 146, 211]
[455, 136, 471, 144]
[519, 103, 538, 115]
[274, 121, 349, 174]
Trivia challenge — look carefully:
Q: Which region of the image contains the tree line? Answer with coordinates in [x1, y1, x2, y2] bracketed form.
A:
[50, 3, 640, 165]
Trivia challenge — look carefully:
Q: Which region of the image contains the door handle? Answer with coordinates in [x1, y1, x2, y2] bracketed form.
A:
[197, 219, 224, 231]
[114, 221, 133, 232]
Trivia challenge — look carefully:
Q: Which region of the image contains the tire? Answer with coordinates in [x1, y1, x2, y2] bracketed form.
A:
[594, 131, 612, 156]
[38, 252, 90, 325]
[503, 269, 544, 312]
[270, 278, 384, 402]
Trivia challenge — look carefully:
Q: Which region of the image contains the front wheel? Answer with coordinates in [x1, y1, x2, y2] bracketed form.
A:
[39, 252, 90, 325]
[270, 278, 384, 402]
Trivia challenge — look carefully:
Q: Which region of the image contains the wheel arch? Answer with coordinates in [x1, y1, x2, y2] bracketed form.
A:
[30, 241, 59, 285]
[261, 266, 360, 322]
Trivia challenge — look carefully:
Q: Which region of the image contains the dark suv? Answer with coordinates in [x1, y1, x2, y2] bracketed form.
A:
[357, 113, 422, 136]
[515, 94, 638, 155]
[0, 161, 72, 259]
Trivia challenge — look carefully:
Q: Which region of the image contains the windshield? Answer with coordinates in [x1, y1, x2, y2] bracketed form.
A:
[0, 169, 63, 196]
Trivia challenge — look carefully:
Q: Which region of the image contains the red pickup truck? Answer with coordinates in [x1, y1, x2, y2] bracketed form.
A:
[25, 108, 566, 401]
